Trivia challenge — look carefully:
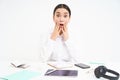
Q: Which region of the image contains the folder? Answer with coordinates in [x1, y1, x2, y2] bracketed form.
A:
[45, 69, 78, 77]
[4, 70, 40, 80]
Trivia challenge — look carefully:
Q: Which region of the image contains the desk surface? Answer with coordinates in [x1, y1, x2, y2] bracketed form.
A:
[0, 61, 120, 80]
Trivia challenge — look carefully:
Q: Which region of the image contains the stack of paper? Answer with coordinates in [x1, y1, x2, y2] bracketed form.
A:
[47, 61, 73, 69]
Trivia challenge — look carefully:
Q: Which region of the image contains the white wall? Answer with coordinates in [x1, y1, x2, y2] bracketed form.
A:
[0, 0, 120, 63]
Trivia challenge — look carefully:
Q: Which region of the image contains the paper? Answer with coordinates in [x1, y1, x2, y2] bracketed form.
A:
[4, 70, 40, 80]
[10, 61, 30, 69]
[47, 61, 73, 69]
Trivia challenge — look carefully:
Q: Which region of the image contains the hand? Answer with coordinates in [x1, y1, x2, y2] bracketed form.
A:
[61, 25, 69, 41]
[50, 25, 61, 40]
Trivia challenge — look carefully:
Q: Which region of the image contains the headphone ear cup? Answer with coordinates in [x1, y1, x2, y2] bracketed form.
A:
[94, 66, 107, 78]
[94, 66, 101, 78]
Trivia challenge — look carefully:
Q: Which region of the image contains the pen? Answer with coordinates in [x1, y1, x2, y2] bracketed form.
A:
[47, 63, 58, 69]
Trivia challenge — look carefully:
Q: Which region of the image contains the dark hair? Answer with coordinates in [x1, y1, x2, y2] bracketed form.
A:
[53, 4, 71, 17]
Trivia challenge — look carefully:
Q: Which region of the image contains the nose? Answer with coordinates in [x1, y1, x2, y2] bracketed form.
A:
[60, 16, 64, 22]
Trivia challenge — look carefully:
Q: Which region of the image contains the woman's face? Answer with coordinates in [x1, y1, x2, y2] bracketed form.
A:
[53, 8, 70, 28]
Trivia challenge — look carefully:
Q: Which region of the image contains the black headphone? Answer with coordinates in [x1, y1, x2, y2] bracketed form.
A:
[94, 66, 119, 80]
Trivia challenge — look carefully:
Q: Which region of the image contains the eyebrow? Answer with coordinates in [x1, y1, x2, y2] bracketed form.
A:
[64, 12, 68, 15]
[56, 12, 69, 15]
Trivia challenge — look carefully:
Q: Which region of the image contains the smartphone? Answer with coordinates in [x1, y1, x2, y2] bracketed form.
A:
[74, 63, 90, 69]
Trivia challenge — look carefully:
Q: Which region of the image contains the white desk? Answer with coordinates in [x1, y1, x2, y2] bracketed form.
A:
[0, 61, 120, 80]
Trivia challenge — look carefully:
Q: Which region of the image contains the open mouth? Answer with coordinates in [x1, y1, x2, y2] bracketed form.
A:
[60, 24, 63, 26]
[59, 24, 64, 28]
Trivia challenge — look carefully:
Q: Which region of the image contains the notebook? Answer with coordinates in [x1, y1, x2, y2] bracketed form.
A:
[45, 69, 78, 77]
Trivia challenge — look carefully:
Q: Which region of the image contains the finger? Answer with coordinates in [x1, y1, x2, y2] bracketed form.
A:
[64, 26, 68, 32]
[58, 28, 62, 33]
[62, 26, 66, 32]
[61, 28, 64, 33]
[55, 25, 59, 31]
[64, 24, 67, 28]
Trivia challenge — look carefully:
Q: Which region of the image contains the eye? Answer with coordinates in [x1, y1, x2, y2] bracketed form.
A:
[56, 14, 60, 17]
[64, 15, 68, 18]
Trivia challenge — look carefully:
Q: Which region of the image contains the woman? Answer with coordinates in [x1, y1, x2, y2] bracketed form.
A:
[42, 4, 77, 62]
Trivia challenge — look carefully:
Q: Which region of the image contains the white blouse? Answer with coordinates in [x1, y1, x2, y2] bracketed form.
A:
[42, 33, 78, 63]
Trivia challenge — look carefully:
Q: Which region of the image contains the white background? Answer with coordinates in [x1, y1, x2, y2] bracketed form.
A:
[0, 0, 120, 63]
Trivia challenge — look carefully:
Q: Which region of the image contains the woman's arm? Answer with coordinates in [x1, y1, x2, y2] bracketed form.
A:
[41, 34, 55, 62]
[64, 38, 80, 63]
